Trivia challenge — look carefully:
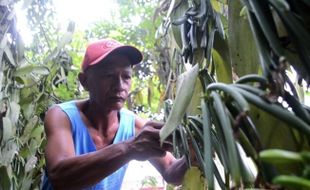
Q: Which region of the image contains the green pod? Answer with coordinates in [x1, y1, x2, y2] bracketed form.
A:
[259, 149, 303, 165]
[210, 91, 241, 183]
[234, 87, 310, 136]
[207, 82, 250, 112]
[300, 151, 310, 163]
[235, 74, 267, 87]
[273, 175, 310, 189]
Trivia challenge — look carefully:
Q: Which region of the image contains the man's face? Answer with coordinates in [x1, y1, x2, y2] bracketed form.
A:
[84, 54, 132, 110]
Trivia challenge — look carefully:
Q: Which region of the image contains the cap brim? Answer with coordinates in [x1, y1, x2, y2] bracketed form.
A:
[88, 45, 143, 68]
[112, 45, 143, 65]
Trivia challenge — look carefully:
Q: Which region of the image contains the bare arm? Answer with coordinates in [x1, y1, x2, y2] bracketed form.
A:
[45, 107, 166, 189]
[44, 106, 134, 189]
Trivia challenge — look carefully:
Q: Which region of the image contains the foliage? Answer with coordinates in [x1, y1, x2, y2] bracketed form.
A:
[157, 0, 310, 189]
[140, 176, 159, 188]
[0, 0, 78, 189]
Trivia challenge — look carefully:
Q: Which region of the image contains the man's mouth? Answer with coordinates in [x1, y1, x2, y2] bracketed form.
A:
[110, 97, 125, 101]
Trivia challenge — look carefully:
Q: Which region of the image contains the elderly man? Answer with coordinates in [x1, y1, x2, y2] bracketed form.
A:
[41, 39, 189, 190]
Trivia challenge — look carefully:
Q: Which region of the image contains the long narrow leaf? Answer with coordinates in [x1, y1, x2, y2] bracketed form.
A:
[208, 102, 229, 173]
[201, 98, 214, 189]
[248, 0, 283, 55]
[247, 11, 274, 76]
[185, 125, 205, 173]
[210, 91, 241, 183]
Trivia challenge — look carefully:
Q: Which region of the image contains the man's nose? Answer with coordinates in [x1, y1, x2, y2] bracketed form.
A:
[114, 76, 125, 90]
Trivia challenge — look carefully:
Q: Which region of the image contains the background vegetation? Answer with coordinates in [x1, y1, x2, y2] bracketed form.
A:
[0, 0, 309, 189]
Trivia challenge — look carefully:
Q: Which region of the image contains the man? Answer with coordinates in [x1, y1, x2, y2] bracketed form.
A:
[42, 39, 189, 190]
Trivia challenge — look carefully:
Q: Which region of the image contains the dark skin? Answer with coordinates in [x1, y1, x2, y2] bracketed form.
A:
[44, 53, 188, 190]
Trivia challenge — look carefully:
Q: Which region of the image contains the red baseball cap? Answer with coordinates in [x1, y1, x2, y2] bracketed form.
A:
[81, 39, 143, 72]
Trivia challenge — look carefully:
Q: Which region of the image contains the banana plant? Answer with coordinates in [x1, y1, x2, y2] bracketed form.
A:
[156, 0, 310, 189]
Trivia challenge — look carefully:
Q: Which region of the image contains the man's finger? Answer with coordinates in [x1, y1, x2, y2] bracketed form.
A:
[162, 141, 173, 152]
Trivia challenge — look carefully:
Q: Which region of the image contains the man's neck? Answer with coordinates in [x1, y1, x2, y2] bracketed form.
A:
[82, 100, 120, 132]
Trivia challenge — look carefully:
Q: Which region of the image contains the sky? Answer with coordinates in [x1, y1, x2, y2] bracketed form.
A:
[15, 0, 119, 44]
[53, 0, 118, 29]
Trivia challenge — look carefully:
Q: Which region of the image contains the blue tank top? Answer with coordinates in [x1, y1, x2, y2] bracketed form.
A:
[41, 101, 136, 190]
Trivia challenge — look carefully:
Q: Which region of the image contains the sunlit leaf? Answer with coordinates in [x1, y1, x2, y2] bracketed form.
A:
[182, 167, 206, 190]
[160, 64, 199, 142]
[211, 0, 222, 13]
[57, 30, 74, 49]
[4, 46, 16, 66]
[22, 0, 35, 9]
[25, 155, 38, 173]
[20, 116, 39, 144]
[13, 65, 50, 76]
[170, 0, 189, 49]
[2, 117, 13, 142]
[8, 101, 20, 126]
[186, 79, 203, 115]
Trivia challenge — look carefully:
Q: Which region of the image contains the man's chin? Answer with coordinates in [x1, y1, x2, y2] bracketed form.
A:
[109, 102, 124, 110]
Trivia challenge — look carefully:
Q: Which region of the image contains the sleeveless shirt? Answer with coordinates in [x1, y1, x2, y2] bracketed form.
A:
[41, 101, 136, 190]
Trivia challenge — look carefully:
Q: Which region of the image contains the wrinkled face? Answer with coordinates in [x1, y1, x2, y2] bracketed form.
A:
[82, 54, 132, 110]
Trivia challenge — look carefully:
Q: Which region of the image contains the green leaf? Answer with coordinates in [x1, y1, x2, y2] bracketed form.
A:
[2, 117, 13, 142]
[20, 116, 39, 144]
[0, 141, 18, 165]
[170, 0, 189, 49]
[8, 101, 20, 125]
[201, 98, 214, 189]
[160, 64, 199, 143]
[13, 65, 50, 76]
[213, 32, 232, 83]
[25, 155, 38, 172]
[4, 46, 16, 66]
[211, 0, 222, 13]
[21, 103, 35, 120]
[182, 167, 206, 190]
[228, 0, 260, 77]
[248, 0, 284, 56]
[186, 78, 203, 115]
[57, 31, 74, 50]
[0, 165, 11, 190]
[31, 125, 44, 142]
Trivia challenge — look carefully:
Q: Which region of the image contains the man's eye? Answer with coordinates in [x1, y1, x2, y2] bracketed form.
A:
[124, 75, 132, 80]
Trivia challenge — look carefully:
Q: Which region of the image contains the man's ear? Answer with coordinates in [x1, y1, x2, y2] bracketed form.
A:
[78, 72, 89, 91]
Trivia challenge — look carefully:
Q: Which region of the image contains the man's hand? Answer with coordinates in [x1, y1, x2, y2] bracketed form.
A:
[128, 121, 172, 161]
